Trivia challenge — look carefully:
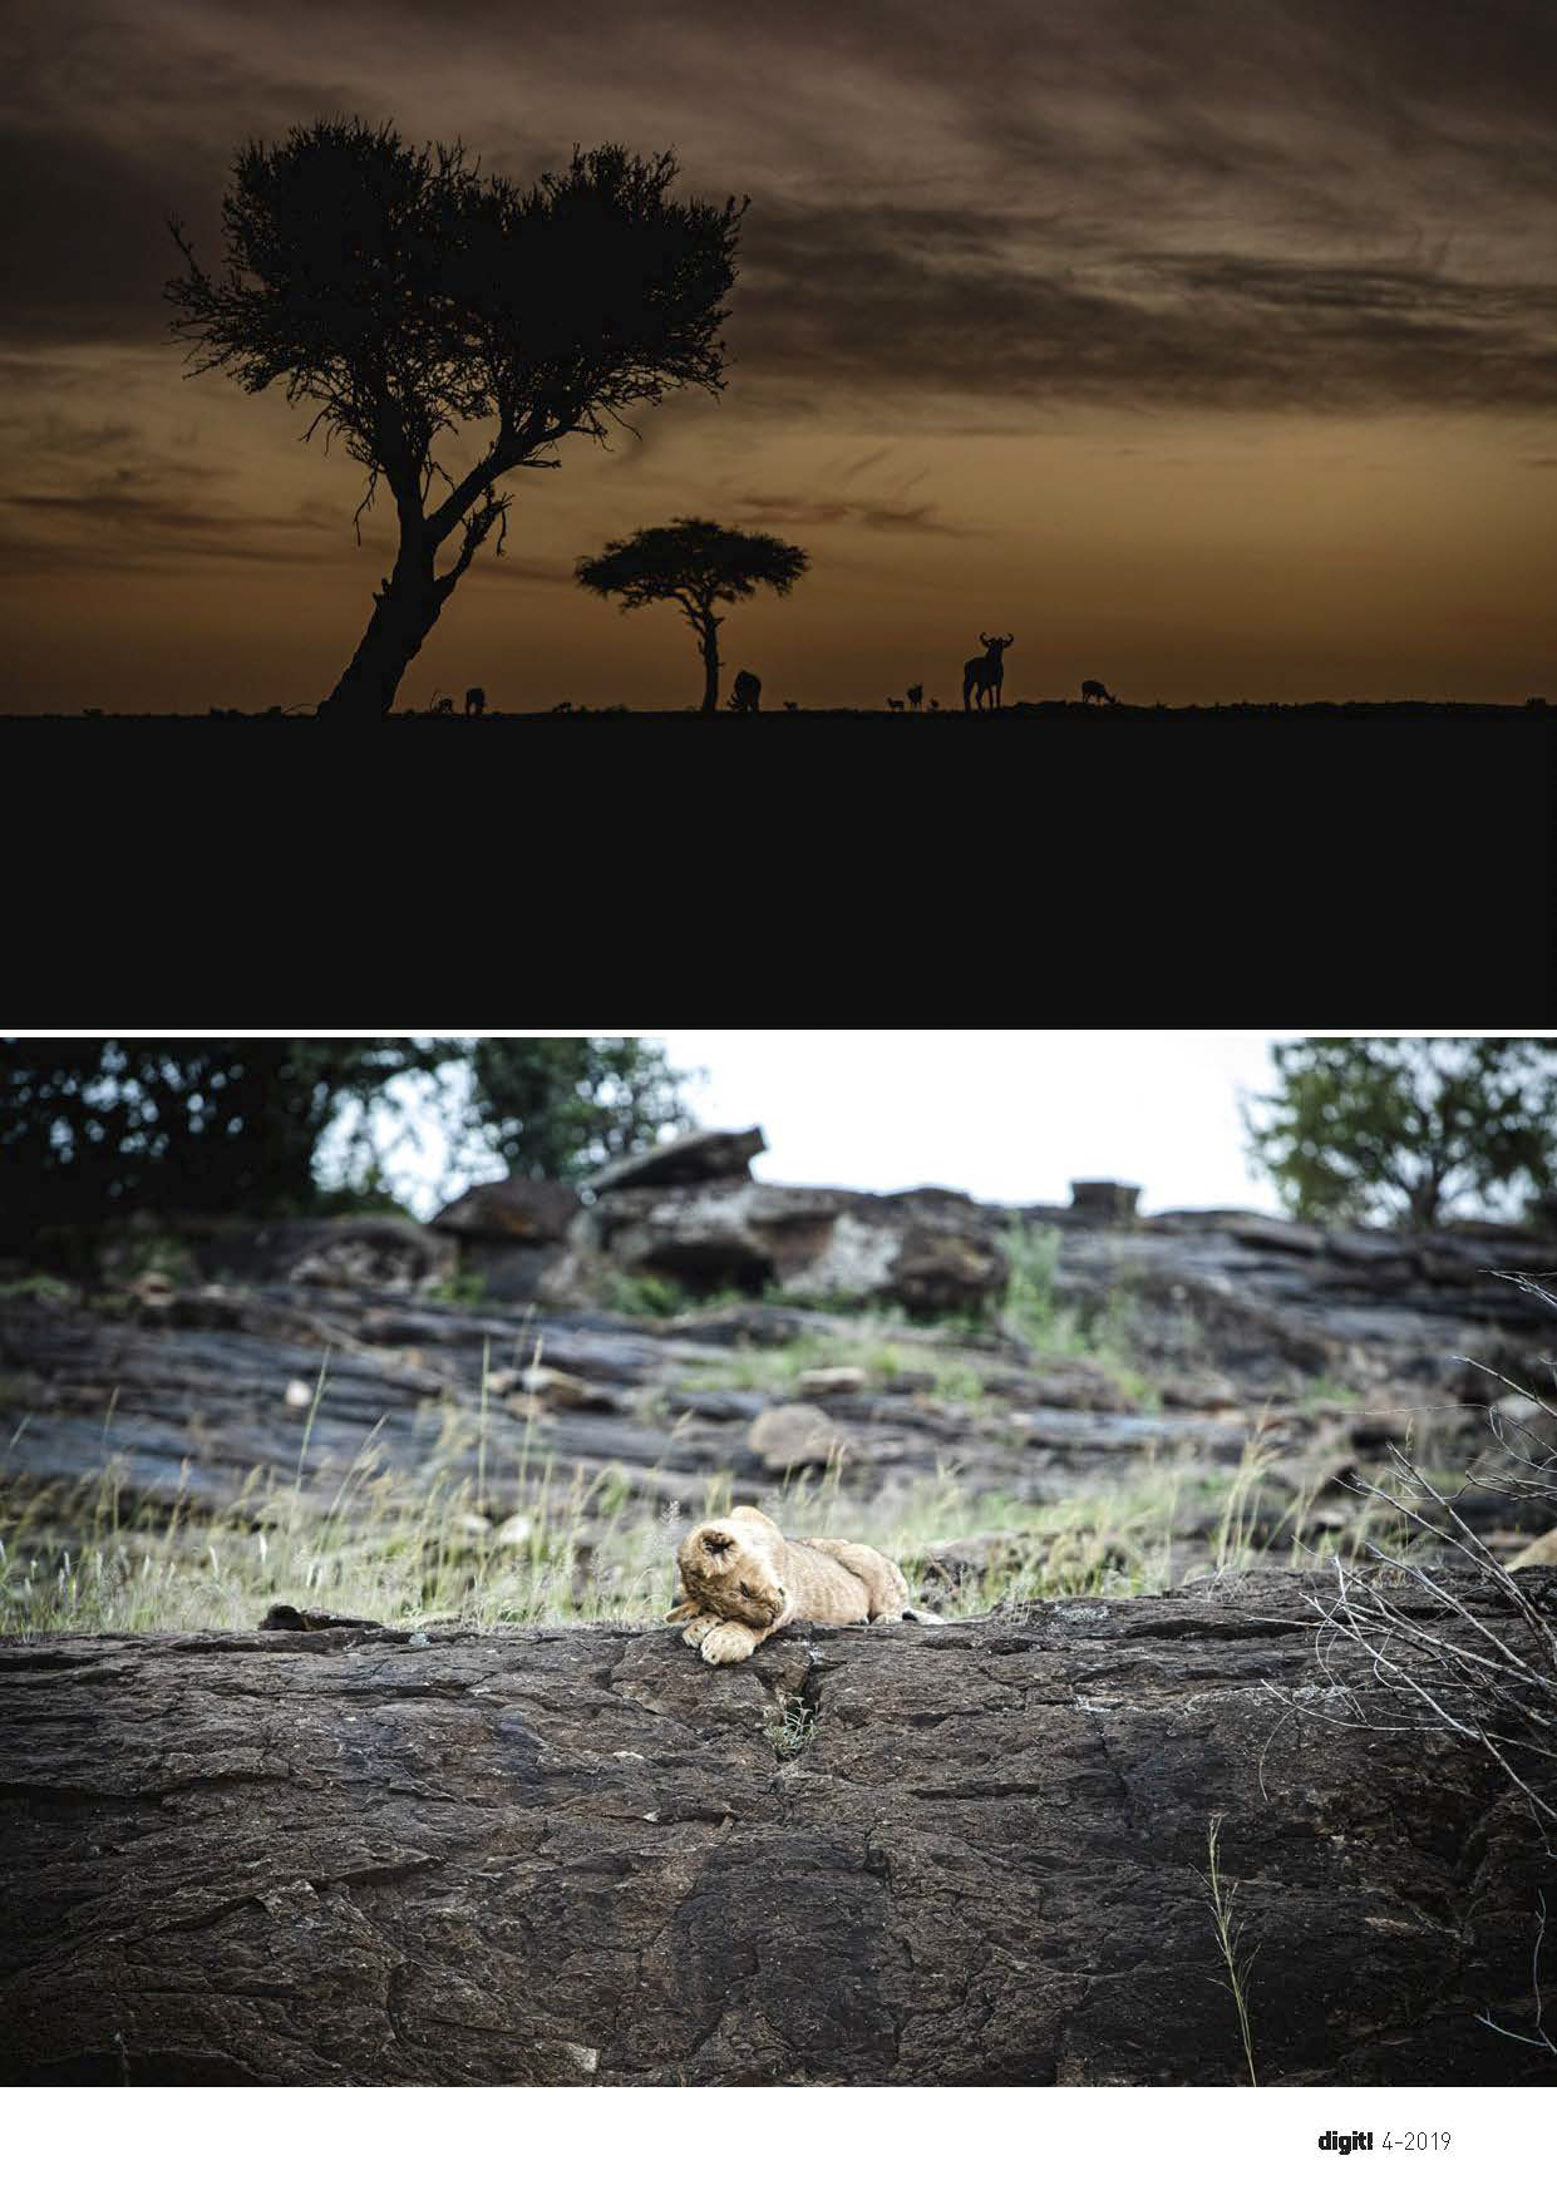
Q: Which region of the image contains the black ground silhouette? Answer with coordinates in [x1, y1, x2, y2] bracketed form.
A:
[8, 702, 1549, 732]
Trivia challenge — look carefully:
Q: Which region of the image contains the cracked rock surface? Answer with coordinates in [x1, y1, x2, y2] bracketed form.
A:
[1, 1570, 1550, 2085]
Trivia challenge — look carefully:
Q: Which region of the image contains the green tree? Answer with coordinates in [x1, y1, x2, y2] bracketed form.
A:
[1242, 1037, 1557, 1229]
[167, 122, 745, 718]
[466, 1038, 697, 1182]
[0, 1038, 453, 1244]
[575, 516, 808, 712]
[1, 1037, 698, 1248]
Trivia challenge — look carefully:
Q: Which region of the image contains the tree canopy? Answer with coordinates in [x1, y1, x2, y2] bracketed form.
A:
[166, 122, 746, 715]
[465, 1039, 696, 1182]
[576, 516, 808, 710]
[1, 1037, 698, 1249]
[1242, 1036, 1557, 1229]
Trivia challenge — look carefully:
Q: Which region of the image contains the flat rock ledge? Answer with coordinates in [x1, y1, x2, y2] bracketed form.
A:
[1, 1570, 1552, 2086]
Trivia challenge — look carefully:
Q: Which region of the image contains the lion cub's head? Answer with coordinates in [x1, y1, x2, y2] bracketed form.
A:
[669, 1505, 788, 1628]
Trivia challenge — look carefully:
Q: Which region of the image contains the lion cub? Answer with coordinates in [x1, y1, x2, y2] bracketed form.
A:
[667, 1503, 912, 1665]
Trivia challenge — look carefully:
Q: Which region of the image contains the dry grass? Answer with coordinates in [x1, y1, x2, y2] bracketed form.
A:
[1200, 1813, 1260, 2085]
[0, 1404, 1404, 1639]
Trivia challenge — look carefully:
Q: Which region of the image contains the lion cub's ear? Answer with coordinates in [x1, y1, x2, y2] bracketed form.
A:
[729, 1505, 776, 1528]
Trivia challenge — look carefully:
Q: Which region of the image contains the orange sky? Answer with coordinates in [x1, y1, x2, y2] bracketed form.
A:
[2, 1, 1554, 712]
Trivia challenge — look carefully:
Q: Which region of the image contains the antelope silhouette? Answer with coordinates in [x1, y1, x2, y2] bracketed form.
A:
[728, 669, 762, 713]
[963, 633, 1012, 711]
[465, 685, 487, 717]
[887, 696, 906, 712]
[906, 683, 924, 711]
[1080, 679, 1118, 705]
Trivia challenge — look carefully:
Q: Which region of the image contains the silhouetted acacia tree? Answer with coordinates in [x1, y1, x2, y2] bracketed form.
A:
[166, 121, 745, 718]
[575, 516, 808, 712]
[1242, 1037, 1557, 1229]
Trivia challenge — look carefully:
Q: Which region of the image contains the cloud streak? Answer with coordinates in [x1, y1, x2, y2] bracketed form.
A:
[4, 0, 1554, 418]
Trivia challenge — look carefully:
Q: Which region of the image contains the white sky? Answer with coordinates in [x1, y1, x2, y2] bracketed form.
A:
[648, 1030, 1299, 1213]
[324, 1029, 1300, 1217]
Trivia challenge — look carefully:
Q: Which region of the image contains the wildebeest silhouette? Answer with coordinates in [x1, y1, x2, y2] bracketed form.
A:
[465, 685, 486, 716]
[887, 696, 906, 711]
[430, 690, 456, 715]
[906, 683, 924, 711]
[1080, 679, 1119, 705]
[728, 669, 762, 712]
[963, 633, 1012, 711]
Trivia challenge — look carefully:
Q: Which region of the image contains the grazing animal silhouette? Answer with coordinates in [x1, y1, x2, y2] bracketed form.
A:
[465, 685, 486, 717]
[1080, 679, 1118, 705]
[783, 700, 799, 711]
[552, 700, 573, 713]
[430, 690, 456, 715]
[906, 683, 924, 711]
[728, 669, 762, 713]
[887, 696, 906, 711]
[929, 697, 941, 711]
[963, 632, 1012, 711]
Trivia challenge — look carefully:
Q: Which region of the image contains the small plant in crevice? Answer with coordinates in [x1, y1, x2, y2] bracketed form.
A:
[1200, 1812, 1260, 2086]
[767, 1695, 817, 1760]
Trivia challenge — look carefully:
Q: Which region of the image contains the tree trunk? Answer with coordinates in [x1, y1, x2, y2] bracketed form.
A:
[698, 620, 720, 714]
[317, 535, 441, 719]
[1, 1571, 1552, 2086]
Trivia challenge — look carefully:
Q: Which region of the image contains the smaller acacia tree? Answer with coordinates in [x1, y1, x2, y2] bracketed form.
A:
[575, 516, 807, 712]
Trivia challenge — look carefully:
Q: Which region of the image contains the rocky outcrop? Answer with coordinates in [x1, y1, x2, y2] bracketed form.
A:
[580, 1180, 1011, 1316]
[189, 1215, 456, 1295]
[1, 1571, 1550, 2085]
[1029, 1208, 1557, 1393]
[4, 1261, 1548, 1568]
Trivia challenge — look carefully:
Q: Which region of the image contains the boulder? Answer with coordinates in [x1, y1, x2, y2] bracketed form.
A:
[797, 1366, 870, 1397]
[2, 1572, 1551, 2085]
[587, 1126, 767, 1194]
[1508, 1526, 1557, 1571]
[1069, 1180, 1141, 1222]
[430, 1178, 581, 1243]
[747, 1402, 849, 1468]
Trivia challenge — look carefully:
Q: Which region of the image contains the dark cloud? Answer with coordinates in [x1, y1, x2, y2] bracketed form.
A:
[0, 472, 339, 576]
[725, 198, 1557, 414]
[3, 0, 1554, 418]
[733, 491, 965, 534]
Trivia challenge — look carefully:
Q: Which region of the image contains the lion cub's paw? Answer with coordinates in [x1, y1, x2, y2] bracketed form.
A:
[698, 1621, 758, 1665]
[681, 1614, 720, 1648]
